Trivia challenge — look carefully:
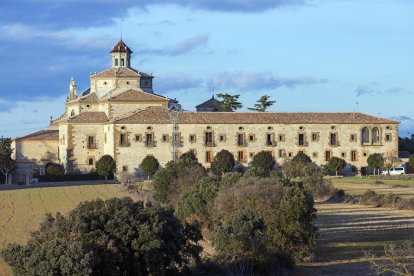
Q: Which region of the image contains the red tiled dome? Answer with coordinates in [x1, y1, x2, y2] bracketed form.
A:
[110, 40, 133, 53]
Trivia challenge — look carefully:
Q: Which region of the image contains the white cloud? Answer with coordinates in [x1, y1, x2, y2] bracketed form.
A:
[0, 95, 66, 138]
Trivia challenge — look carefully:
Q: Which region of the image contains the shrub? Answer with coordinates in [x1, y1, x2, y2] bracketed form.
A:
[140, 155, 159, 179]
[153, 157, 206, 205]
[302, 163, 335, 199]
[175, 176, 221, 222]
[266, 184, 317, 260]
[45, 163, 65, 176]
[36, 170, 106, 182]
[282, 152, 312, 178]
[95, 155, 116, 180]
[212, 209, 267, 260]
[251, 151, 275, 177]
[1, 197, 202, 275]
[220, 172, 242, 188]
[410, 154, 414, 168]
[211, 150, 235, 175]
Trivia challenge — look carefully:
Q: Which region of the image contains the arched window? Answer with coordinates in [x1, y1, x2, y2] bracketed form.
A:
[114, 58, 118, 66]
[362, 127, 369, 144]
[372, 127, 380, 144]
[121, 58, 125, 66]
[70, 110, 75, 117]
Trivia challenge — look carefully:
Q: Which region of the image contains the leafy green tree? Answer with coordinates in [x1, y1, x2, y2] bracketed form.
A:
[153, 151, 205, 205]
[140, 155, 160, 179]
[211, 150, 235, 175]
[266, 184, 317, 260]
[251, 151, 276, 177]
[216, 93, 242, 112]
[282, 152, 312, 178]
[175, 176, 221, 222]
[95, 155, 116, 180]
[212, 209, 267, 260]
[302, 163, 334, 198]
[220, 172, 242, 188]
[0, 138, 15, 185]
[1, 197, 202, 275]
[367, 153, 384, 175]
[409, 154, 414, 168]
[45, 163, 65, 176]
[327, 157, 346, 176]
[248, 95, 276, 112]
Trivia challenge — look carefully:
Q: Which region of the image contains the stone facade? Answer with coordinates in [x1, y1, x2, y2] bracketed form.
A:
[12, 40, 400, 183]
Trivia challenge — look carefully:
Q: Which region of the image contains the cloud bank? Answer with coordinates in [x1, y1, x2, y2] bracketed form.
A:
[356, 83, 411, 98]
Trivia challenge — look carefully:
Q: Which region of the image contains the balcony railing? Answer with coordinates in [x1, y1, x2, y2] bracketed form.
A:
[205, 141, 215, 147]
[145, 141, 157, 147]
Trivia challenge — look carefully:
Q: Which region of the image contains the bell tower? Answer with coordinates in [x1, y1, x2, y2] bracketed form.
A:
[110, 40, 132, 68]
[68, 77, 77, 101]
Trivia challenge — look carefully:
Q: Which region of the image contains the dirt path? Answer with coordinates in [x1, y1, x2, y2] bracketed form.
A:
[298, 202, 414, 275]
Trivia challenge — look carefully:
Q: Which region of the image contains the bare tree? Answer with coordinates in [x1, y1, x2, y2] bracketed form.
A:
[365, 239, 414, 276]
[384, 150, 401, 174]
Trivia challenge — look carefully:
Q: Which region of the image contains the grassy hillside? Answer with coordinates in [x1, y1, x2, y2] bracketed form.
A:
[0, 184, 140, 276]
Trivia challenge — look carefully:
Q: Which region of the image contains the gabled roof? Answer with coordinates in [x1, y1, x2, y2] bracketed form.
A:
[16, 130, 59, 141]
[91, 67, 153, 78]
[110, 40, 132, 53]
[68, 112, 109, 123]
[66, 92, 98, 104]
[196, 96, 222, 109]
[108, 89, 168, 102]
[116, 106, 399, 125]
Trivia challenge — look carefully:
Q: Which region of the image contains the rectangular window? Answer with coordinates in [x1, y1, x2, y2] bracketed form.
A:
[288, 152, 293, 158]
[119, 133, 129, 147]
[206, 151, 212, 163]
[385, 134, 392, 142]
[278, 149, 285, 158]
[219, 134, 226, 142]
[311, 133, 319, 142]
[279, 134, 285, 142]
[238, 151, 245, 162]
[330, 133, 337, 146]
[298, 134, 305, 146]
[249, 152, 255, 158]
[350, 134, 357, 142]
[267, 133, 274, 146]
[248, 134, 255, 142]
[237, 134, 245, 146]
[122, 165, 128, 172]
[135, 134, 142, 142]
[351, 150, 357, 162]
[189, 134, 196, 143]
[145, 133, 154, 147]
[162, 134, 169, 143]
[87, 136, 96, 149]
[341, 152, 346, 158]
[88, 158, 94, 166]
[205, 132, 213, 146]
[325, 151, 331, 161]
[312, 152, 318, 158]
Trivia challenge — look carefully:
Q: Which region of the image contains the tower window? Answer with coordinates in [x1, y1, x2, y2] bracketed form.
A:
[121, 58, 125, 66]
[115, 58, 118, 66]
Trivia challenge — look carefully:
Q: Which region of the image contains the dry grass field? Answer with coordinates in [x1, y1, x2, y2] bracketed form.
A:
[332, 177, 414, 198]
[0, 184, 140, 276]
[298, 202, 414, 275]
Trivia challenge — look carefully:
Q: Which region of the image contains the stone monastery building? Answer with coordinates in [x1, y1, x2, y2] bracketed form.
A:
[12, 40, 399, 184]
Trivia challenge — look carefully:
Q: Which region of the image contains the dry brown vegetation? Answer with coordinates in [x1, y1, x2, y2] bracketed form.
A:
[298, 202, 414, 275]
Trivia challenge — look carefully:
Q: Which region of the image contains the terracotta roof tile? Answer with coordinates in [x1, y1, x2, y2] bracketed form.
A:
[68, 112, 109, 123]
[16, 130, 59, 141]
[92, 67, 152, 78]
[196, 96, 222, 109]
[109, 89, 168, 102]
[79, 93, 98, 103]
[116, 107, 399, 125]
[110, 40, 132, 53]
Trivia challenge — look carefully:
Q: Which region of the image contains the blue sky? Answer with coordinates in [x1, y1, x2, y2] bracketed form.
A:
[0, 0, 413, 137]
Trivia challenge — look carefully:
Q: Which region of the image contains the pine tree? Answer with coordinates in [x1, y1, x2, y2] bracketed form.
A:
[216, 93, 242, 112]
[248, 95, 276, 112]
